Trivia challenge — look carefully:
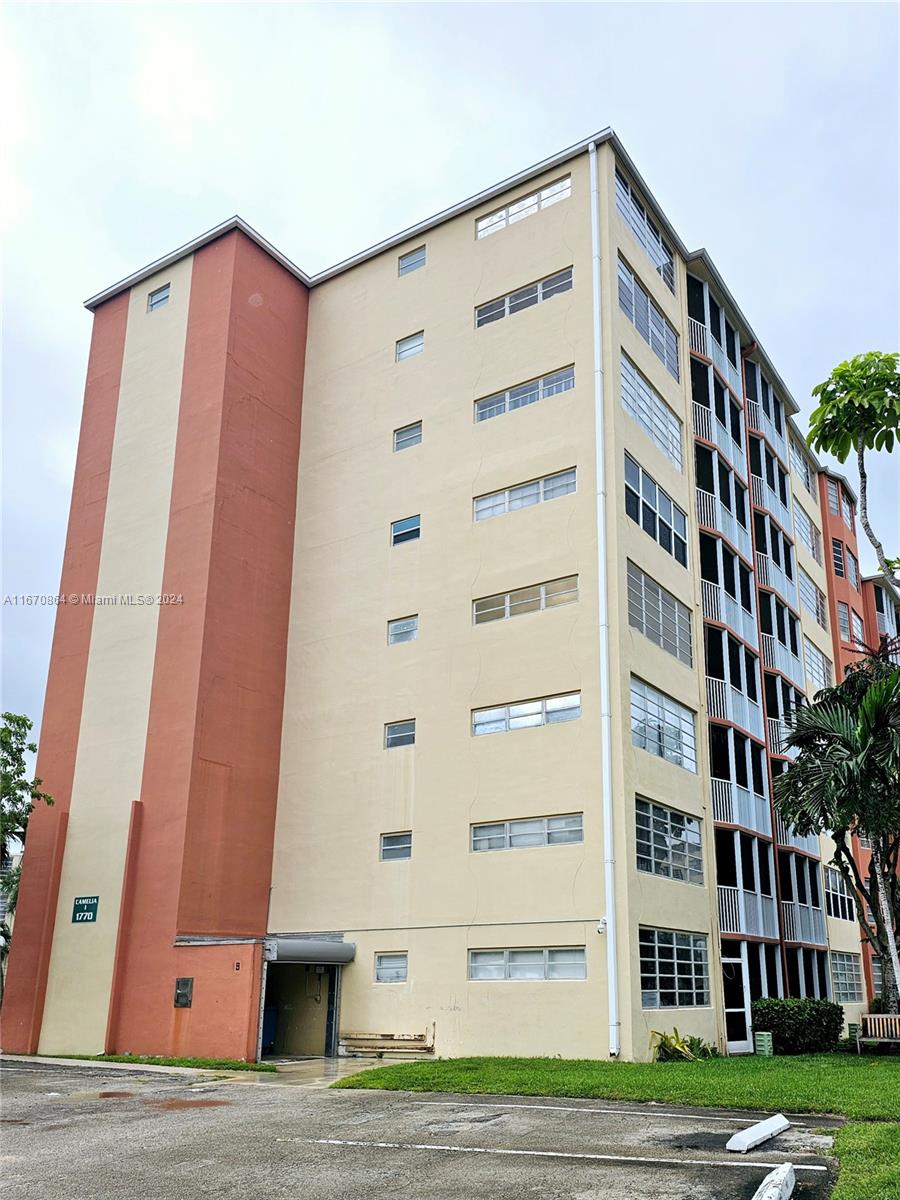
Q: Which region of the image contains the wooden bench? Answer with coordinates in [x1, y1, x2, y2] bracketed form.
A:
[856, 1014, 900, 1052]
[340, 1024, 435, 1058]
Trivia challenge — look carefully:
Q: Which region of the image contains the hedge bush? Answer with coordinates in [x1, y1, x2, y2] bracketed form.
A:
[751, 997, 844, 1054]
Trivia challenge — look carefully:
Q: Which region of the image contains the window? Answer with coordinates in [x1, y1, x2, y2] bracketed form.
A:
[847, 550, 860, 590]
[468, 947, 586, 980]
[790, 438, 815, 494]
[472, 813, 583, 852]
[148, 283, 170, 311]
[826, 478, 840, 515]
[872, 957, 883, 996]
[388, 615, 418, 645]
[837, 602, 851, 641]
[639, 927, 709, 1008]
[474, 468, 576, 522]
[475, 366, 574, 422]
[393, 421, 422, 451]
[398, 246, 426, 276]
[391, 514, 420, 545]
[476, 176, 571, 238]
[825, 867, 854, 921]
[472, 692, 581, 736]
[798, 569, 828, 629]
[794, 504, 822, 564]
[803, 637, 833, 694]
[474, 576, 578, 624]
[614, 168, 675, 291]
[617, 257, 680, 381]
[475, 268, 573, 328]
[396, 331, 424, 361]
[841, 490, 854, 529]
[832, 538, 845, 578]
[375, 952, 407, 983]
[385, 719, 415, 748]
[626, 561, 692, 665]
[831, 952, 863, 1003]
[635, 799, 703, 885]
[620, 354, 683, 469]
[380, 832, 412, 861]
[630, 677, 697, 771]
[851, 610, 865, 646]
[624, 454, 688, 566]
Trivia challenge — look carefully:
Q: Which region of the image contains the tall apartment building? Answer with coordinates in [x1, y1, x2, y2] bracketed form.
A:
[3, 129, 880, 1062]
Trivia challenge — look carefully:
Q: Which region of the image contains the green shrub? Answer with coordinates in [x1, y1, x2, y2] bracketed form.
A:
[751, 998, 844, 1054]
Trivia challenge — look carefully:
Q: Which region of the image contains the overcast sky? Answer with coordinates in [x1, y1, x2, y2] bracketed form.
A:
[2, 2, 899, 738]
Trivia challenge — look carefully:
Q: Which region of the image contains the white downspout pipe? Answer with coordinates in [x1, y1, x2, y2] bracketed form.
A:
[589, 140, 620, 1057]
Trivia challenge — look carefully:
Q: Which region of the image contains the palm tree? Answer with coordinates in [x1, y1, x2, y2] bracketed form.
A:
[774, 661, 900, 1013]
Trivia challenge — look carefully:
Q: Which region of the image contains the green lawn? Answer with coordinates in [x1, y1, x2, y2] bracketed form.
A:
[335, 1055, 900, 1200]
[53, 1053, 276, 1072]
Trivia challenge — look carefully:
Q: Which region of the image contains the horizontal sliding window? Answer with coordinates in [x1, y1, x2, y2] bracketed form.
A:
[148, 283, 170, 311]
[395, 331, 424, 361]
[475, 365, 574, 422]
[393, 421, 422, 451]
[473, 692, 581, 736]
[617, 257, 679, 380]
[391, 514, 420, 544]
[375, 952, 407, 983]
[475, 268, 573, 328]
[387, 615, 418, 645]
[469, 946, 585, 981]
[636, 798, 703, 885]
[624, 453, 688, 566]
[474, 575, 578, 624]
[380, 832, 412, 861]
[630, 677, 696, 772]
[472, 813, 583, 852]
[384, 719, 416, 748]
[476, 176, 571, 238]
[639, 927, 709, 1008]
[398, 245, 426, 276]
[620, 353, 683, 469]
[614, 168, 675, 291]
[474, 468, 575, 522]
[626, 560, 692, 665]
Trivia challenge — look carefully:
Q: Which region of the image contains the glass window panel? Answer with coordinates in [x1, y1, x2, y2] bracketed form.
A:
[398, 246, 426, 276]
[375, 952, 407, 982]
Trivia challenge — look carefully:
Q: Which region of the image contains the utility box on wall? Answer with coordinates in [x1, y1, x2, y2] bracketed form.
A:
[174, 978, 194, 1008]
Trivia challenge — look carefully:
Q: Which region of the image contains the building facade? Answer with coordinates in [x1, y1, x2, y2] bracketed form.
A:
[3, 130, 880, 1062]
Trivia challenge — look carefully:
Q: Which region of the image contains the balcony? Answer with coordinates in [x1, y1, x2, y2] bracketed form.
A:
[707, 677, 765, 740]
[718, 885, 779, 938]
[689, 318, 743, 397]
[767, 716, 798, 759]
[747, 397, 788, 465]
[696, 488, 753, 562]
[692, 402, 747, 480]
[761, 632, 805, 689]
[781, 899, 827, 945]
[750, 473, 793, 535]
[711, 777, 771, 836]
[755, 551, 799, 610]
[701, 580, 758, 648]
[775, 815, 819, 856]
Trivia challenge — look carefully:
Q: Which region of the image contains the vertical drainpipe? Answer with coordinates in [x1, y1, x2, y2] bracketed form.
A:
[589, 141, 620, 1057]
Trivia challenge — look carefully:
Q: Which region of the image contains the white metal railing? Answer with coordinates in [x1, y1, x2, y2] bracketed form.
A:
[761, 632, 806, 688]
[719, 885, 779, 938]
[755, 551, 799, 609]
[747, 397, 788, 464]
[706, 677, 764, 739]
[701, 579, 758, 647]
[689, 317, 708, 357]
[776, 814, 819, 855]
[711, 777, 771, 835]
[692, 402, 747, 480]
[781, 899, 827, 945]
[695, 489, 753, 561]
[767, 716, 798, 759]
[750, 473, 793, 534]
[688, 318, 742, 395]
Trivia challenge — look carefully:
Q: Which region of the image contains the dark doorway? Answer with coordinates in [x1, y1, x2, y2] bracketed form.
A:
[261, 963, 338, 1057]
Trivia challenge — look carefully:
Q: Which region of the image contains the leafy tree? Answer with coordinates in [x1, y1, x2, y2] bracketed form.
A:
[1, 713, 54, 997]
[774, 651, 900, 1012]
[807, 351, 900, 584]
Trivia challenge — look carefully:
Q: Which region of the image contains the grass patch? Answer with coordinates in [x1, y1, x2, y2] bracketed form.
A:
[333, 1054, 900, 1120]
[49, 1053, 275, 1072]
[833, 1122, 900, 1200]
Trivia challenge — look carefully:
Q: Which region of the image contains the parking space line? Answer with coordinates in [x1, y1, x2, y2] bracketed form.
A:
[300, 1137, 829, 1173]
[408, 1099, 813, 1127]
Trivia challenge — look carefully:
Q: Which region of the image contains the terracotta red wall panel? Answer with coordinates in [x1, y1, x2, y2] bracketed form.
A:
[2, 294, 128, 1051]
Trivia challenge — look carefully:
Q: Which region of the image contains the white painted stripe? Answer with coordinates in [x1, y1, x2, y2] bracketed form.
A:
[300, 1137, 828, 1173]
[409, 1099, 811, 1128]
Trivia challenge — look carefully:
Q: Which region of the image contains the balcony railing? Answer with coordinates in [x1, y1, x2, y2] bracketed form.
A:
[707, 677, 765, 739]
[747, 397, 788, 465]
[692, 402, 747, 480]
[761, 632, 806, 689]
[755, 551, 799, 610]
[711, 777, 771, 836]
[689, 318, 743, 396]
[750, 473, 793, 535]
[701, 579, 758, 648]
[775, 814, 820, 856]
[719, 885, 779, 938]
[781, 899, 827, 945]
[696, 488, 753, 561]
[767, 716, 798, 759]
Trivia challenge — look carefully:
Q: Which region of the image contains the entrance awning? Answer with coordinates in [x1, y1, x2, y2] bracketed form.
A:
[269, 937, 355, 964]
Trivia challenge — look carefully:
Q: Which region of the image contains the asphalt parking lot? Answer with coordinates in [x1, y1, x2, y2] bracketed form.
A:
[1, 1059, 840, 1199]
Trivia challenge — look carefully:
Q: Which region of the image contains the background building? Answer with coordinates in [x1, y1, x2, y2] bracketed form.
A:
[2, 129, 881, 1062]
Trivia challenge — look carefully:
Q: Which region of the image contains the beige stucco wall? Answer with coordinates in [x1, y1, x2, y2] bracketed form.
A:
[38, 258, 192, 1053]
